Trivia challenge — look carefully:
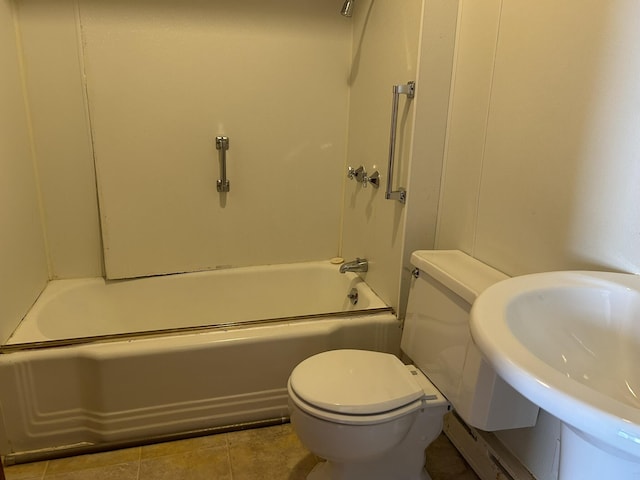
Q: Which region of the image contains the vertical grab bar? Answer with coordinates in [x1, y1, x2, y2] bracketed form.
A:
[385, 81, 415, 204]
[216, 136, 230, 193]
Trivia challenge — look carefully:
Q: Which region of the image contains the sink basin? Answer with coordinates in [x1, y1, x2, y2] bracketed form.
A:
[470, 271, 640, 479]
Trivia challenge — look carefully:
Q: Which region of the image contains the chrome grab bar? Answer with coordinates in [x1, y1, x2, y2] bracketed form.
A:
[215, 136, 230, 193]
[385, 81, 415, 204]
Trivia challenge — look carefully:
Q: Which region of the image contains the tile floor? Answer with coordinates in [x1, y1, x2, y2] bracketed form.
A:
[3, 423, 479, 480]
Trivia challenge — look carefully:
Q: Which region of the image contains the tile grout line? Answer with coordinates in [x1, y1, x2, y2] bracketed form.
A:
[225, 433, 234, 479]
[136, 446, 142, 480]
[41, 460, 49, 479]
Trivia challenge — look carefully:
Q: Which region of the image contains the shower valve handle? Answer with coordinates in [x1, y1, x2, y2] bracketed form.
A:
[347, 165, 366, 183]
[363, 171, 380, 188]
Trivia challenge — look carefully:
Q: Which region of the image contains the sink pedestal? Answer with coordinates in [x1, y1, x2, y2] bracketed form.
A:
[560, 424, 640, 479]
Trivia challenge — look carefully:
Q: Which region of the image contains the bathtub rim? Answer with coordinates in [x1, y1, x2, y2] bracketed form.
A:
[0, 307, 394, 354]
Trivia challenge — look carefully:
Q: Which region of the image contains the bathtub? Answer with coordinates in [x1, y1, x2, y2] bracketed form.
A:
[0, 261, 400, 463]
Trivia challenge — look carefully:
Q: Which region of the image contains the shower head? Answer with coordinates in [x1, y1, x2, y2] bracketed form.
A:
[340, 0, 355, 17]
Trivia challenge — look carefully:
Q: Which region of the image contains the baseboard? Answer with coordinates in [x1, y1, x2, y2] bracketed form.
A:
[444, 412, 536, 480]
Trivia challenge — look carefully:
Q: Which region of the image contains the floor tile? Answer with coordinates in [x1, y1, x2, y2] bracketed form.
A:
[45, 448, 140, 476]
[228, 424, 317, 480]
[4, 423, 480, 480]
[426, 434, 480, 480]
[140, 433, 227, 459]
[138, 446, 231, 480]
[226, 423, 294, 446]
[44, 462, 139, 480]
[4, 460, 47, 480]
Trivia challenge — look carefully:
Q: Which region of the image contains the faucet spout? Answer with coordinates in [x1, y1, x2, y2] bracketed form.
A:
[339, 258, 368, 273]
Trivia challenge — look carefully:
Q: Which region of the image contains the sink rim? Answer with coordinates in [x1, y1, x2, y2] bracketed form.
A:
[470, 270, 640, 460]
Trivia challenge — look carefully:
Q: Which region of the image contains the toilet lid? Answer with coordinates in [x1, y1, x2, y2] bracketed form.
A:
[289, 350, 424, 415]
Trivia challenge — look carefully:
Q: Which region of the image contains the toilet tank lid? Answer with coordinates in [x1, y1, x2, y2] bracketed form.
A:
[289, 350, 424, 415]
[411, 250, 508, 304]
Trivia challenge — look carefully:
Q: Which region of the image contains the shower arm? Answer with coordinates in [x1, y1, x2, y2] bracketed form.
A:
[385, 81, 415, 204]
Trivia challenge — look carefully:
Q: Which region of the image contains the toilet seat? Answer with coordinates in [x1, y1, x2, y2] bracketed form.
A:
[288, 381, 426, 425]
[288, 349, 439, 425]
[290, 350, 424, 415]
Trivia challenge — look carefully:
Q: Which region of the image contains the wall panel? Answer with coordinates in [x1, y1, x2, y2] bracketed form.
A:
[81, 0, 350, 278]
[0, 0, 49, 343]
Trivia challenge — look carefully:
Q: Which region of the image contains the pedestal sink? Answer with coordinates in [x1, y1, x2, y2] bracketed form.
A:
[470, 271, 640, 479]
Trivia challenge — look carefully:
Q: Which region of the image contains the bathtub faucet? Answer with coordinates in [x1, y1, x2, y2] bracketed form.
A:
[339, 258, 368, 273]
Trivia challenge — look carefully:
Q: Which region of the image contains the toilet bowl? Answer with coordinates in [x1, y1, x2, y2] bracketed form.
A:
[288, 349, 449, 480]
[288, 250, 540, 480]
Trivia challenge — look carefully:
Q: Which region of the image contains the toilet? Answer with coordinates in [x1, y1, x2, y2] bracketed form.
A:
[287, 250, 539, 480]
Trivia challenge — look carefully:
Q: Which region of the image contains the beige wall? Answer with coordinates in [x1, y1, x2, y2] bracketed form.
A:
[436, 1, 640, 477]
[1, 0, 454, 334]
[340, 0, 458, 312]
[437, 0, 640, 277]
[13, 0, 449, 293]
[399, 0, 459, 314]
[15, 0, 103, 279]
[340, 0, 422, 310]
[0, 0, 48, 343]
[83, 0, 350, 278]
[15, 0, 351, 280]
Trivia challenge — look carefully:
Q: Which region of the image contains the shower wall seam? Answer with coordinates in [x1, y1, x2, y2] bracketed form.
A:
[74, 0, 106, 278]
[471, 0, 504, 258]
[9, 0, 53, 281]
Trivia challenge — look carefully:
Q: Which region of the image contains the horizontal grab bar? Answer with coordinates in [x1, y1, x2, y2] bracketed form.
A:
[385, 81, 415, 204]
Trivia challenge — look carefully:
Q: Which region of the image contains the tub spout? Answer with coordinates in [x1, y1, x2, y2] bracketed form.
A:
[339, 258, 368, 273]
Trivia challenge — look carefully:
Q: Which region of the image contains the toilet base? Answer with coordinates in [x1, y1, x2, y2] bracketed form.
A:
[308, 459, 431, 480]
[296, 403, 447, 480]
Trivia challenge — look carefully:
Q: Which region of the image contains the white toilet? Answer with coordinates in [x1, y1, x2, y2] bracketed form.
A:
[287, 250, 539, 480]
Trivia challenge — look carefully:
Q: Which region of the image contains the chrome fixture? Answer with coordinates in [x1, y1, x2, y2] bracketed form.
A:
[339, 258, 368, 273]
[347, 166, 379, 188]
[347, 287, 359, 305]
[363, 170, 380, 188]
[215, 136, 230, 193]
[347, 165, 366, 182]
[340, 0, 355, 17]
[385, 81, 415, 204]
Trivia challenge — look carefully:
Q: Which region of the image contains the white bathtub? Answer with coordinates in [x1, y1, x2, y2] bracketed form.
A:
[0, 261, 399, 463]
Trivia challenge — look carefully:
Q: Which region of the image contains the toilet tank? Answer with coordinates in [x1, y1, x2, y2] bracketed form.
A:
[401, 250, 538, 431]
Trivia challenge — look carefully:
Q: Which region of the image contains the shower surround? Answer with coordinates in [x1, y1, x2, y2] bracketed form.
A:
[4, 0, 443, 331]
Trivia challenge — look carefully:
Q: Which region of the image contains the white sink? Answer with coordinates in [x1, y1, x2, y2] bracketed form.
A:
[470, 271, 640, 479]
